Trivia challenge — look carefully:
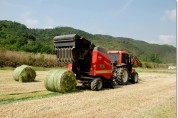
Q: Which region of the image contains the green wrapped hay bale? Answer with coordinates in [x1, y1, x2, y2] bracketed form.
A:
[12, 65, 36, 82]
[44, 70, 62, 92]
[55, 70, 77, 93]
[44, 70, 77, 93]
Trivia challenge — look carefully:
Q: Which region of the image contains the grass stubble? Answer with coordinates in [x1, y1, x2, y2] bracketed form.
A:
[0, 69, 176, 118]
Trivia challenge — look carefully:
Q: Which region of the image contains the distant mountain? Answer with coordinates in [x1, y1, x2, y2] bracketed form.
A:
[0, 20, 176, 64]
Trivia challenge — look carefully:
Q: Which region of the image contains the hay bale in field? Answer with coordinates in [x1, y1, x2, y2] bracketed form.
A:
[44, 70, 60, 92]
[55, 70, 77, 93]
[44, 70, 76, 93]
[12, 65, 36, 82]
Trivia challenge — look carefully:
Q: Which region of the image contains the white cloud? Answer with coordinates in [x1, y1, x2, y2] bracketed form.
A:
[43, 26, 54, 29]
[24, 18, 39, 27]
[159, 35, 176, 46]
[42, 17, 56, 29]
[112, 0, 135, 18]
[161, 9, 176, 21]
[20, 13, 57, 29]
[20, 12, 39, 28]
[119, 0, 134, 14]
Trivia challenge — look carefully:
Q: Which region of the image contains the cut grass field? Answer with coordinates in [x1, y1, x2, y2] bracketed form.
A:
[0, 68, 176, 118]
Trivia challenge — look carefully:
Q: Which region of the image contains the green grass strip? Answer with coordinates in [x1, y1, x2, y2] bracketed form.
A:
[0, 88, 85, 105]
[0, 91, 60, 104]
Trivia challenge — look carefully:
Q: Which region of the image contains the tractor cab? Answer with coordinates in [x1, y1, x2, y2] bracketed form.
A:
[107, 51, 141, 74]
[107, 51, 130, 67]
[107, 50, 141, 68]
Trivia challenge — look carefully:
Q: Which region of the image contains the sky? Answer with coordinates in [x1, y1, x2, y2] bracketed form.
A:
[0, 0, 176, 47]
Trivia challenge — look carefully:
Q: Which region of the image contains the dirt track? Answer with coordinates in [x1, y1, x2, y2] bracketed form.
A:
[0, 70, 176, 118]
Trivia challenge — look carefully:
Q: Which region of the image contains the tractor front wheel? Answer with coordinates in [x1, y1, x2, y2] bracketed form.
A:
[91, 78, 103, 91]
[131, 72, 139, 83]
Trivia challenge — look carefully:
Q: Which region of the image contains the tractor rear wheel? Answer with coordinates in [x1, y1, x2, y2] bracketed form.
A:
[131, 72, 138, 83]
[91, 78, 103, 91]
[119, 68, 129, 85]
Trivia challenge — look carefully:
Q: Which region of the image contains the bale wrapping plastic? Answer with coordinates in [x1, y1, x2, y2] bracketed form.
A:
[12, 65, 36, 82]
[44, 70, 76, 93]
[44, 70, 61, 92]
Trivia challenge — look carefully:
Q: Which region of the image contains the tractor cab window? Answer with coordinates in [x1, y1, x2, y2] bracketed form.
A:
[109, 54, 119, 64]
[122, 53, 129, 64]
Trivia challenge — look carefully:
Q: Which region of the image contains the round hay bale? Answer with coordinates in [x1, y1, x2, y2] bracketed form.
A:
[55, 70, 77, 93]
[44, 70, 76, 93]
[12, 65, 36, 82]
[44, 70, 62, 92]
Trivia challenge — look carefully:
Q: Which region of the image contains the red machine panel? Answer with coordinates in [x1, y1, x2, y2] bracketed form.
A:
[90, 48, 112, 79]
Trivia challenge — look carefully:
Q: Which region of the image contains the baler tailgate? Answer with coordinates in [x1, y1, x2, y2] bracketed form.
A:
[53, 34, 94, 63]
[56, 47, 73, 63]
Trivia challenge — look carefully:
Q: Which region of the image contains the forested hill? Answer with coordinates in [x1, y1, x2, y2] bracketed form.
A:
[0, 20, 176, 64]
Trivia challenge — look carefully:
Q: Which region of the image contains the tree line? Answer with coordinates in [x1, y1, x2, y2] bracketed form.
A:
[0, 20, 176, 64]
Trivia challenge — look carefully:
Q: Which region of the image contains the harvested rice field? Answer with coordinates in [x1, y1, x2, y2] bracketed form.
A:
[0, 69, 176, 118]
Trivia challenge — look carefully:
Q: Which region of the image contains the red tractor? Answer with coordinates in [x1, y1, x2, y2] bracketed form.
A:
[54, 34, 141, 90]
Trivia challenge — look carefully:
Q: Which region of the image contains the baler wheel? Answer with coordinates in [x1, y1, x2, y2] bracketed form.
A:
[91, 78, 103, 91]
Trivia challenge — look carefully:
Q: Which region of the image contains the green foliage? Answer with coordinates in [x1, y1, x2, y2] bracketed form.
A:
[0, 20, 176, 64]
[148, 53, 161, 63]
[141, 62, 169, 68]
[141, 53, 162, 63]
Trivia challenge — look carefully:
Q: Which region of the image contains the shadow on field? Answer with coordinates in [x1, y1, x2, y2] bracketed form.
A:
[74, 86, 91, 92]
[33, 80, 41, 82]
[75, 79, 144, 91]
[16, 80, 41, 83]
